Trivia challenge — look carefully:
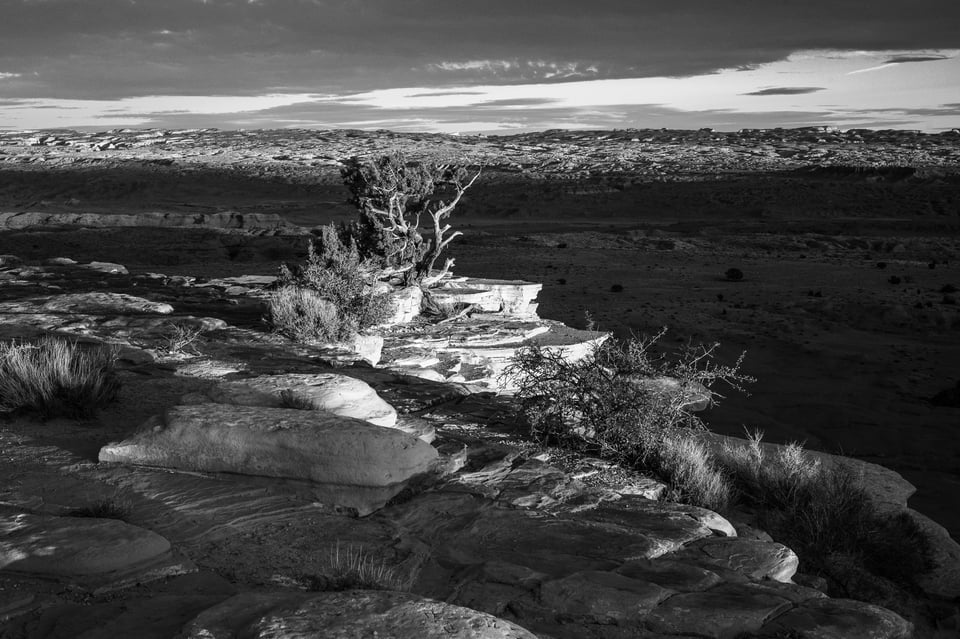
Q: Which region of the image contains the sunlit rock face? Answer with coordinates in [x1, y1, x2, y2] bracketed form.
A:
[98, 403, 440, 515]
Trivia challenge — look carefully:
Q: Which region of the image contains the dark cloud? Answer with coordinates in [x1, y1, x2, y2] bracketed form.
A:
[476, 98, 560, 107]
[884, 54, 951, 64]
[407, 91, 486, 98]
[1, 0, 958, 99]
[743, 87, 826, 96]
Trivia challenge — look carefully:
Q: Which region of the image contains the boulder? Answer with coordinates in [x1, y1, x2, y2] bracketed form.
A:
[192, 373, 399, 429]
[99, 404, 438, 489]
[181, 590, 538, 639]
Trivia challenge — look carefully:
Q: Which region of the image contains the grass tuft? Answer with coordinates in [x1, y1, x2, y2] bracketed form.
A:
[65, 495, 133, 521]
[278, 389, 315, 410]
[0, 336, 120, 419]
[305, 542, 409, 593]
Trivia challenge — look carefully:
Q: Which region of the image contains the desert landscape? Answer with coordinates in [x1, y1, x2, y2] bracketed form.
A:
[1, 126, 959, 637]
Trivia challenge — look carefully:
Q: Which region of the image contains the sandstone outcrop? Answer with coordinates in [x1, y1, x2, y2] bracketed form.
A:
[0, 249, 941, 636]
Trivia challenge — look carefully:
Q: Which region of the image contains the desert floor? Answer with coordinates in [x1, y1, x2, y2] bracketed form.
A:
[1, 164, 958, 542]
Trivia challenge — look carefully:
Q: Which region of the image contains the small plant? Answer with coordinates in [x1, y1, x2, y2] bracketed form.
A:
[504, 330, 752, 493]
[305, 542, 409, 593]
[163, 323, 203, 355]
[279, 389, 315, 410]
[888, 275, 901, 285]
[610, 284, 624, 293]
[269, 226, 393, 343]
[268, 285, 345, 343]
[715, 430, 933, 597]
[0, 336, 120, 419]
[66, 495, 133, 521]
[420, 290, 473, 323]
[725, 267, 744, 281]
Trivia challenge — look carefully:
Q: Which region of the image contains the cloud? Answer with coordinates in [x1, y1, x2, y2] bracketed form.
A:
[2, 0, 958, 100]
[884, 54, 951, 64]
[743, 87, 826, 96]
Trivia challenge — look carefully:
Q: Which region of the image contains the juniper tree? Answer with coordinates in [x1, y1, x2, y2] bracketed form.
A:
[340, 152, 480, 286]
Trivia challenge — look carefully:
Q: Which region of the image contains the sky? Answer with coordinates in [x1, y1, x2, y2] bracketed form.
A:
[1, 0, 959, 133]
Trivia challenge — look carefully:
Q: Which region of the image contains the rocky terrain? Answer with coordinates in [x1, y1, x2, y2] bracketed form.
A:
[0, 127, 959, 637]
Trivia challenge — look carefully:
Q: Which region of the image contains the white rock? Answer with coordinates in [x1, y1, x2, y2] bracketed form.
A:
[197, 373, 398, 428]
[99, 404, 438, 489]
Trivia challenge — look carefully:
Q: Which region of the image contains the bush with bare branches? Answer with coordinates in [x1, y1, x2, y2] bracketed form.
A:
[340, 152, 480, 286]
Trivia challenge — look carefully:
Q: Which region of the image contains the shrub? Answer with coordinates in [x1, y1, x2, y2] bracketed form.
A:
[163, 322, 203, 355]
[725, 267, 744, 281]
[504, 330, 751, 507]
[270, 226, 393, 342]
[305, 542, 409, 593]
[716, 430, 933, 595]
[0, 336, 120, 419]
[340, 152, 480, 285]
[268, 286, 345, 343]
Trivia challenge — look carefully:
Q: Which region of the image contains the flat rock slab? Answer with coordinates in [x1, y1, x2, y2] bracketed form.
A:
[540, 570, 674, 623]
[99, 403, 438, 489]
[666, 537, 799, 583]
[0, 512, 192, 592]
[0, 513, 170, 577]
[644, 583, 793, 638]
[758, 597, 914, 639]
[188, 372, 400, 429]
[40, 292, 175, 315]
[182, 590, 538, 639]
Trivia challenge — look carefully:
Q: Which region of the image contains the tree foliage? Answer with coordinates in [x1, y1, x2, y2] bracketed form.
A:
[340, 152, 480, 285]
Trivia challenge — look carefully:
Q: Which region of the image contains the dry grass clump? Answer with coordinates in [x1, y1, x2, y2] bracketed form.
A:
[269, 285, 346, 343]
[66, 495, 134, 521]
[0, 336, 120, 419]
[305, 542, 410, 593]
[278, 389, 315, 410]
[717, 431, 932, 593]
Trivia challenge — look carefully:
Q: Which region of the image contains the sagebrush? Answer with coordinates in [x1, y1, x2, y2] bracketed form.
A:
[270, 225, 392, 342]
[0, 336, 120, 419]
